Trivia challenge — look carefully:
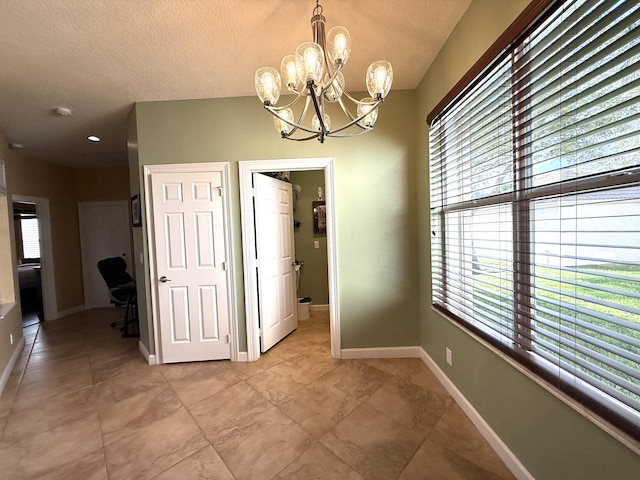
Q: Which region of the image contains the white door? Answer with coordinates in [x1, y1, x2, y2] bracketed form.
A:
[254, 173, 297, 352]
[150, 170, 230, 363]
[78, 202, 132, 308]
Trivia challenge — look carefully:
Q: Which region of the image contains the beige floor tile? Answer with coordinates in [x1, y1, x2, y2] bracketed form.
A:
[189, 382, 271, 442]
[320, 403, 424, 480]
[104, 407, 208, 480]
[275, 441, 365, 480]
[98, 382, 183, 445]
[404, 364, 452, 398]
[269, 335, 318, 360]
[279, 379, 360, 438]
[0, 414, 7, 439]
[227, 360, 266, 380]
[12, 369, 94, 410]
[289, 327, 330, 345]
[33, 449, 109, 480]
[90, 351, 151, 384]
[320, 360, 393, 400]
[153, 445, 235, 480]
[158, 359, 232, 381]
[363, 357, 426, 377]
[27, 340, 93, 364]
[366, 376, 452, 435]
[163, 361, 242, 406]
[286, 344, 340, 382]
[0, 411, 103, 479]
[21, 354, 92, 388]
[0, 384, 18, 418]
[2, 385, 97, 444]
[88, 340, 139, 365]
[94, 369, 168, 409]
[254, 349, 288, 369]
[428, 403, 515, 479]
[399, 439, 508, 480]
[246, 361, 310, 404]
[212, 404, 312, 480]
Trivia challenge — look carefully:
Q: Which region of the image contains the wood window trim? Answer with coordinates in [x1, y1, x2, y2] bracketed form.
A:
[426, 0, 557, 125]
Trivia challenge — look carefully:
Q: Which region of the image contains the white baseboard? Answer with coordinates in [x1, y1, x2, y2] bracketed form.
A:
[341, 346, 422, 359]
[0, 337, 25, 396]
[139, 341, 157, 365]
[310, 304, 329, 312]
[419, 348, 533, 480]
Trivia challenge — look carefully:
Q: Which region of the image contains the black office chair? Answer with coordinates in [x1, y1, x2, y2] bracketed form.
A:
[97, 257, 139, 337]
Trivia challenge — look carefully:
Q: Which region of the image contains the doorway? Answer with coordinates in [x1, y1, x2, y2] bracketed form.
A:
[12, 195, 57, 322]
[239, 158, 340, 362]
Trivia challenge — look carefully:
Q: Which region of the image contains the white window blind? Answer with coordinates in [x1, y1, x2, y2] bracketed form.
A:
[430, 0, 640, 439]
[21, 217, 41, 260]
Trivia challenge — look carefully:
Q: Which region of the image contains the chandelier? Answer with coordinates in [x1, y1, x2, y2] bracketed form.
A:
[254, 1, 393, 143]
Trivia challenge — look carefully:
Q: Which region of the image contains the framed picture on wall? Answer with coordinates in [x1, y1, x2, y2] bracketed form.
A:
[130, 194, 142, 227]
[313, 201, 326, 234]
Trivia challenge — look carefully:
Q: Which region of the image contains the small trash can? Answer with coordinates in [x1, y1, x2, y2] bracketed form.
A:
[297, 297, 312, 320]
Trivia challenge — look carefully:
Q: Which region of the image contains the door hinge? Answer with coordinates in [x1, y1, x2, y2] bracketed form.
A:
[225, 334, 230, 344]
[221, 261, 226, 271]
[258, 328, 262, 338]
[216, 186, 223, 196]
[251, 187, 256, 197]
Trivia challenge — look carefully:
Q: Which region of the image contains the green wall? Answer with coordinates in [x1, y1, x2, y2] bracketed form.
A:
[132, 90, 420, 353]
[416, 1, 640, 479]
[290, 170, 329, 305]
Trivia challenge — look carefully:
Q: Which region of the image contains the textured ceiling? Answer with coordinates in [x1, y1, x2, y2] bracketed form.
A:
[0, 0, 471, 168]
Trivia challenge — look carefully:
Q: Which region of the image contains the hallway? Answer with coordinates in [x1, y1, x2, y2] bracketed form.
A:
[0, 308, 514, 479]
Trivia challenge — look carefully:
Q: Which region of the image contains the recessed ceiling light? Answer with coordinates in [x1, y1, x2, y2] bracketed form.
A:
[54, 107, 73, 116]
[9, 143, 25, 149]
[87, 135, 101, 142]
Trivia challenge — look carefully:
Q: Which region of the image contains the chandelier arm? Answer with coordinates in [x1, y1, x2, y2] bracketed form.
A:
[270, 93, 305, 111]
[319, 62, 344, 96]
[329, 98, 384, 134]
[340, 89, 378, 105]
[325, 129, 373, 138]
[264, 98, 321, 136]
[308, 81, 329, 136]
[283, 133, 322, 141]
[337, 96, 358, 122]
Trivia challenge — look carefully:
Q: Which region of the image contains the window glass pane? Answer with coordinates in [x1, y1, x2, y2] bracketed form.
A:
[437, 206, 514, 343]
[430, 0, 640, 435]
[532, 187, 640, 414]
[21, 217, 41, 260]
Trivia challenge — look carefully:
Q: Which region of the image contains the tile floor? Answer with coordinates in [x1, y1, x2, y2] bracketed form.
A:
[0, 308, 515, 480]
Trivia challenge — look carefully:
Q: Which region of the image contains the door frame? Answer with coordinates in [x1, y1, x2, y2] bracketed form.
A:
[12, 195, 57, 321]
[78, 201, 131, 308]
[144, 162, 239, 363]
[239, 157, 340, 361]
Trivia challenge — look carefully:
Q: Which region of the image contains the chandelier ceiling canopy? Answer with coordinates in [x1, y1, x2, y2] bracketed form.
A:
[255, 1, 393, 143]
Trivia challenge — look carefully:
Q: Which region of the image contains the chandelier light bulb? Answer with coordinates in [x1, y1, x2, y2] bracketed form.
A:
[296, 42, 324, 84]
[281, 55, 299, 89]
[366, 60, 393, 99]
[327, 26, 351, 65]
[357, 98, 379, 127]
[312, 113, 331, 132]
[255, 67, 281, 105]
[323, 72, 345, 103]
[274, 108, 295, 135]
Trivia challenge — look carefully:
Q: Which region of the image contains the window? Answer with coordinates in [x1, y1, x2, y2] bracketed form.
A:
[429, 0, 640, 439]
[20, 217, 41, 261]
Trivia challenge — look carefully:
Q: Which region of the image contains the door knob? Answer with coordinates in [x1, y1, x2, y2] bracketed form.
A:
[159, 276, 171, 283]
